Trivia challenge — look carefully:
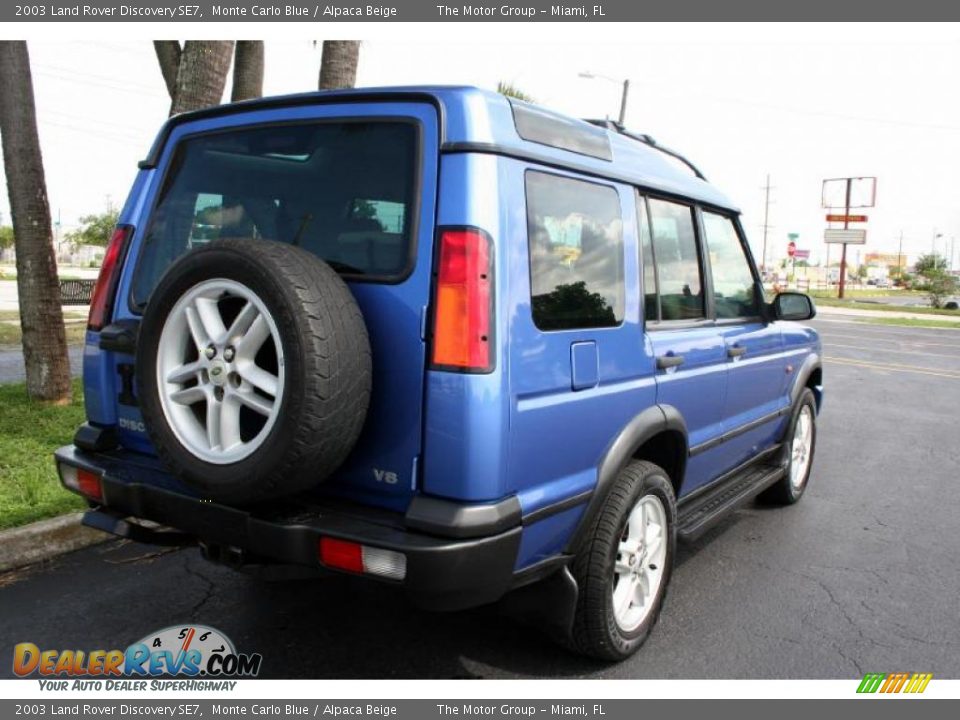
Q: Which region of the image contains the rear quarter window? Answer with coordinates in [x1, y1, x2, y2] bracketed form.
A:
[131, 120, 419, 309]
[525, 171, 624, 331]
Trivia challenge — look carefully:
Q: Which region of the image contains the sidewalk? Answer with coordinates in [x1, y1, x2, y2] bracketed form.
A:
[815, 304, 960, 324]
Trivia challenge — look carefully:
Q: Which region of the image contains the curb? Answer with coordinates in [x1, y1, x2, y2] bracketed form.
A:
[0, 512, 107, 573]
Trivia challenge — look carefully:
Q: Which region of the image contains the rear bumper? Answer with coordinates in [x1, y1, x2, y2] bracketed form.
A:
[54, 445, 521, 611]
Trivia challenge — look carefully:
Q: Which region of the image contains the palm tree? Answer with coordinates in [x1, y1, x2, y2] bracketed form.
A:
[153, 41, 235, 115]
[318, 41, 360, 90]
[169, 41, 235, 115]
[231, 41, 264, 101]
[0, 41, 72, 403]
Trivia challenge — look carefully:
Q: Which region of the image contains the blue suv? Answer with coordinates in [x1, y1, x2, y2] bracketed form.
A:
[55, 87, 822, 660]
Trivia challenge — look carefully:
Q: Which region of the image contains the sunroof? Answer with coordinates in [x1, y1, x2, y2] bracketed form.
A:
[510, 100, 613, 161]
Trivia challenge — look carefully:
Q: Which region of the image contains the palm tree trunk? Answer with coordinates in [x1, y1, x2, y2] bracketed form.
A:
[0, 41, 72, 403]
[318, 41, 360, 90]
[153, 40, 182, 100]
[231, 41, 264, 102]
[169, 41, 235, 116]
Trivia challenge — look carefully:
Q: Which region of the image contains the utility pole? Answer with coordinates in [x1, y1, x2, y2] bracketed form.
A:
[897, 230, 904, 281]
[618, 79, 629, 126]
[838, 178, 852, 299]
[761, 174, 773, 274]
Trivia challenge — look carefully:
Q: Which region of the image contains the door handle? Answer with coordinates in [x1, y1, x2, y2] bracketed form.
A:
[656, 354, 685, 369]
[728, 345, 747, 359]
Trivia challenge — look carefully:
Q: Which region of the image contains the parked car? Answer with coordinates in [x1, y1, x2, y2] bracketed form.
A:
[55, 87, 822, 660]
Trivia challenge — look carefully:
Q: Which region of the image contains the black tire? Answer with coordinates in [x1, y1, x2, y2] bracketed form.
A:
[758, 387, 818, 506]
[136, 240, 371, 504]
[570, 461, 677, 661]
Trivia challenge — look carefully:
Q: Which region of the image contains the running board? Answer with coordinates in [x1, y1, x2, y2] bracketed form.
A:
[677, 462, 785, 542]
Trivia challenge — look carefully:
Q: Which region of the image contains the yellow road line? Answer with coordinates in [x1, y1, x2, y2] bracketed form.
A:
[824, 355, 960, 380]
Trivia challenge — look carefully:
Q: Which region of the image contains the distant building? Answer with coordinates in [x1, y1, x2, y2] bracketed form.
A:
[865, 252, 907, 270]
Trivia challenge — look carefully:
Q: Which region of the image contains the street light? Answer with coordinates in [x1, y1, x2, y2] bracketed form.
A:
[579, 71, 630, 126]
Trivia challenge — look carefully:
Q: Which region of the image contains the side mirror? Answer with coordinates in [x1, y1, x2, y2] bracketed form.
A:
[772, 292, 816, 321]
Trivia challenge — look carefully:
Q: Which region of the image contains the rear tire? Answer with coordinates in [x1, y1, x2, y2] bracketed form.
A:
[136, 240, 371, 504]
[759, 388, 818, 506]
[570, 461, 676, 661]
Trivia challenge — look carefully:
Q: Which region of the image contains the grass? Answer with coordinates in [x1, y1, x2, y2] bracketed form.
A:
[0, 379, 87, 530]
[813, 297, 960, 317]
[809, 288, 925, 299]
[857, 317, 960, 329]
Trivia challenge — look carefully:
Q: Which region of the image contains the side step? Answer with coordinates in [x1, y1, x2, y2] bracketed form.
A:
[677, 462, 785, 541]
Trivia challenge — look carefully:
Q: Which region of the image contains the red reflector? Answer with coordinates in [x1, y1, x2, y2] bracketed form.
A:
[88, 225, 133, 331]
[318, 537, 364, 574]
[431, 228, 493, 371]
[76, 469, 103, 503]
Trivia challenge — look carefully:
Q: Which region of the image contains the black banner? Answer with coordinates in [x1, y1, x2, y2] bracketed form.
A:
[2, 0, 959, 22]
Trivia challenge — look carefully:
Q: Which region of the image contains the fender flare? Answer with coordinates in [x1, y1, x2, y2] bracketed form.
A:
[790, 352, 822, 406]
[564, 404, 687, 554]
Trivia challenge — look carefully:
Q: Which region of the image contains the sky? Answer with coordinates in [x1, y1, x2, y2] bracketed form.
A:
[1, 24, 959, 268]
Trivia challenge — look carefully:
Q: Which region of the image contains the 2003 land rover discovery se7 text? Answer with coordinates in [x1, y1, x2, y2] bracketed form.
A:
[55, 86, 822, 661]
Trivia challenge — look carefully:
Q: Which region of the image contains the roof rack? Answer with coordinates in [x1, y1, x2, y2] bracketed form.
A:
[584, 119, 707, 181]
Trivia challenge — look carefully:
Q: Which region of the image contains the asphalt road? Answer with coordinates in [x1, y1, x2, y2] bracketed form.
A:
[2, 318, 959, 679]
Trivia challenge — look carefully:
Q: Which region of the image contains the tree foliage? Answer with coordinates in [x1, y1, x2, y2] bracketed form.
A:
[64, 208, 119, 247]
[914, 253, 956, 308]
[919, 269, 957, 309]
[497, 81, 535, 102]
[0, 225, 13, 250]
[914, 253, 948, 275]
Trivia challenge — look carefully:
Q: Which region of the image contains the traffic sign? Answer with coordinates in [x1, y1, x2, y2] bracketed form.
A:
[824, 229, 867, 244]
[826, 214, 868, 223]
[793, 249, 811, 260]
[787, 241, 797, 258]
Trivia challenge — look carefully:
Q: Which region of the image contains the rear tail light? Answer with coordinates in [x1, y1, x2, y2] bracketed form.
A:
[57, 463, 104, 503]
[87, 225, 133, 331]
[318, 537, 407, 581]
[430, 227, 494, 373]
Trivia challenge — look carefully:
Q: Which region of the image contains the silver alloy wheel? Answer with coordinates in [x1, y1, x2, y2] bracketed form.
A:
[156, 278, 285, 465]
[612, 494, 668, 632]
[789, 405, 814, 491]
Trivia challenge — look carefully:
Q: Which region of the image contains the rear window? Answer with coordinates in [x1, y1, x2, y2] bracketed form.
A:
[131, 121, 418, 308]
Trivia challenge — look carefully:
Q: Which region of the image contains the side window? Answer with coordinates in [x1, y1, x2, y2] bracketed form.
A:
[526, 171, 624, 331]
[637, 195, 658, 322]
[702, 211, 760, 319]
[647, 198, 704, 321]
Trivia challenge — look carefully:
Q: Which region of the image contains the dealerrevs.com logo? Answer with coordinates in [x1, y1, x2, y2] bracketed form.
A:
[13, 625, 262, 690]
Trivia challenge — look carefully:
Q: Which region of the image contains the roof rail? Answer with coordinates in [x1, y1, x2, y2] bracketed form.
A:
[584, 119, 707, 181]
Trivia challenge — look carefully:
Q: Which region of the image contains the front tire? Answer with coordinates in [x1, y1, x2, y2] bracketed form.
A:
[759, 387, 818, 506]
[570, 461, 677, 661]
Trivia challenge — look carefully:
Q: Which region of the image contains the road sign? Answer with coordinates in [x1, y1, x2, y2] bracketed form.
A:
[824, 228, 867, 244]
[826, 214, 868, 223]
[793, 249, 811, 260]
[787, 241, 797, 257]
[822, 177, 877, 209]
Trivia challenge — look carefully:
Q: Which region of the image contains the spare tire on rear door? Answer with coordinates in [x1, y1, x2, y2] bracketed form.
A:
[135, 239, 371, 504]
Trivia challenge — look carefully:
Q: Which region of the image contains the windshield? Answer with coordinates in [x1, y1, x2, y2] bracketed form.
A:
[131, 120, 419, 308]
